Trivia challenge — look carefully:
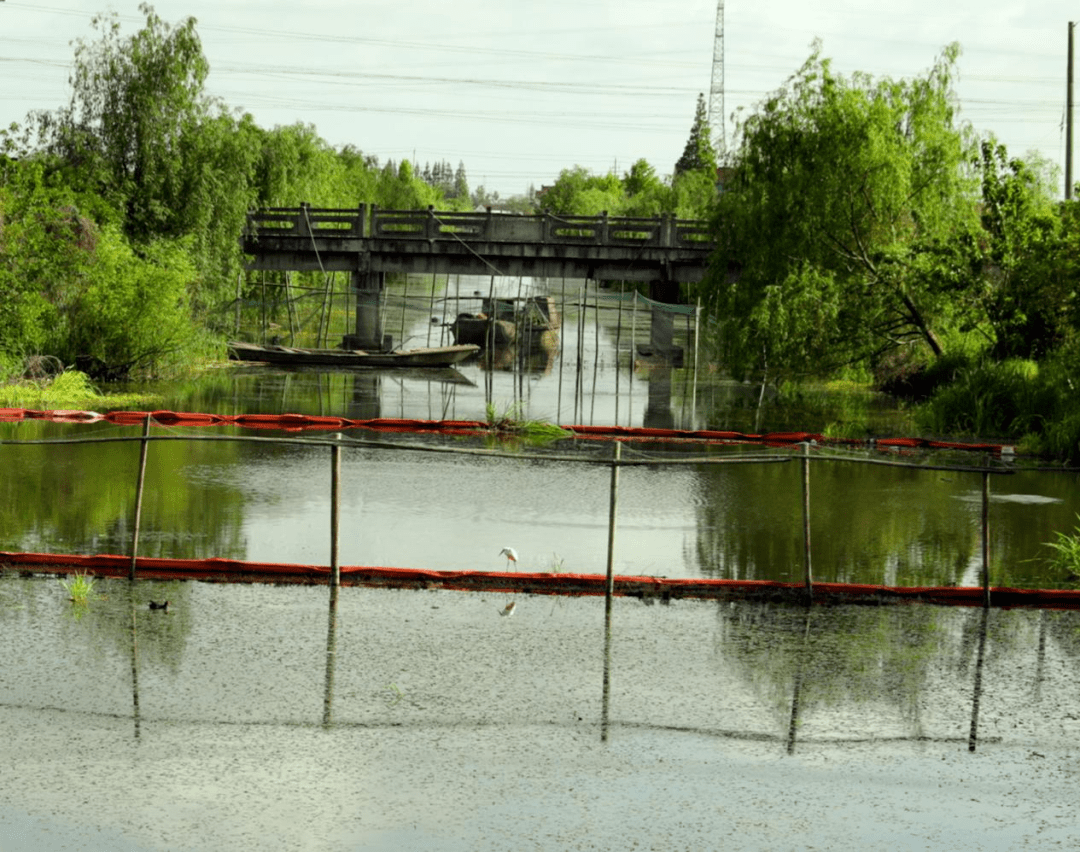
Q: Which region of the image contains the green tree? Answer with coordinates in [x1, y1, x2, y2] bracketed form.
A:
[537, 166, 623, 216]
[703, 44, 980, 381]
[674, 93, 717, 177]
[56, 228, 202, 378]
[0, 163, 80, 367]
[620, 158, 673, 217]
[975, 141, 1073, 360]
[0, 158, 203, 378]
[35, 3, 211, 242]
[453, 161, 470, 202]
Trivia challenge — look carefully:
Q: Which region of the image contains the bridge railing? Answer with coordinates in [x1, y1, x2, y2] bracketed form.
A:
[245, 205, 715, 249]
[245, 205, 368, 238]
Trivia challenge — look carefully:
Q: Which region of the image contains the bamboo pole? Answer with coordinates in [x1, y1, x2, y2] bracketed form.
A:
[574, 281, 585, 423]
[427, 274, 437, 347]
[330, 443, 341, 587]
[129, 414, 152, 581]
[557, 278, 567, 424]
[590, 285, 600, 425]
[981, 468, 991, 607]
[284, 272, 297, 343]
[400, 275, 409, 350]
[691, 298, 700, 427]
[614, 290, 623, 425]
[629, 291, 637, 425]
[801, 441, 813, 600]
[601, 440, 621, 743]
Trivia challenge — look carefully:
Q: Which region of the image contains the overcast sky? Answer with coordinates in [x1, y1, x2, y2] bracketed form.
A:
[2, 1, 1078, 197]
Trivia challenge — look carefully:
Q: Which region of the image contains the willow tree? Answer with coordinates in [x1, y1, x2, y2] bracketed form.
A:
[34, 3, 211, 242]
[704, 44, 980, 381]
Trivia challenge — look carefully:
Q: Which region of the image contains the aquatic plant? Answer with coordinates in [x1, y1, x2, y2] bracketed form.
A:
[484, 401, 574, 443]
[1039, 516, 1080, 585]
[61, 573, 97, 605]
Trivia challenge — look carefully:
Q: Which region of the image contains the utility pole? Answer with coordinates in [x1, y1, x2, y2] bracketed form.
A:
[1068, 21, 1075, 199]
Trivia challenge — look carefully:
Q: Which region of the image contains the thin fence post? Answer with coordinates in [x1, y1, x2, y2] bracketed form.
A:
[330, 443, 341, 588]
[801, 442, 813, 600]
[129, 414, 152, 581]
[426, 273, 437, 347]
[557, 278, 567, 424]
[629, 291, 637, 424]
[601, 441, 621, 742]
[400, 275, 409, 350]
[691, 298, 700, 427]
[981, 469, 991, 607]
[614, 291, 623, 425]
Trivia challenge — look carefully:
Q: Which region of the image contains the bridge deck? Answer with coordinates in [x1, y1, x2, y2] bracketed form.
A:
[243, 205, 715, 282]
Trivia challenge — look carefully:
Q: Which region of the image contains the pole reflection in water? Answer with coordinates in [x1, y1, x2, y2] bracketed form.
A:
[1035, 608, 1048, 701]
[323, 582, 339, 728]
[600, 442, 621, 743]
[128, 581, 141, 741]
[324, 442, 342, 726]
[968, 604, 991, 752]
[785, 605, 813, 755]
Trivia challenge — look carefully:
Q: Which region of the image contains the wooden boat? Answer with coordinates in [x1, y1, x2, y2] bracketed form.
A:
[227, 341, 480, 368]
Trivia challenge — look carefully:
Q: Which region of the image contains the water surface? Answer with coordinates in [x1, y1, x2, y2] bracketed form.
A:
[1, 576, 1077, 850]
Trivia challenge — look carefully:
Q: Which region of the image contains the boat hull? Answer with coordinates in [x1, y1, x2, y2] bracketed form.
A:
[227, 341, 479, 368]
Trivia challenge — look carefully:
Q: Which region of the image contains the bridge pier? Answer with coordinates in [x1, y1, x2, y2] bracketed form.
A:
[342, 271, 389, 352]
[636, 280, 684, 367]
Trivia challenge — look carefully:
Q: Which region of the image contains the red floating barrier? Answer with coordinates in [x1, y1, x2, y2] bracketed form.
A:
[5, 551, 1079, 609]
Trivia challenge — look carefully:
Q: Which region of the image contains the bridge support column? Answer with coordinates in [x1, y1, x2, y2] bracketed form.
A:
[637, 280, 684, 367]
[344, 271, 388, 352]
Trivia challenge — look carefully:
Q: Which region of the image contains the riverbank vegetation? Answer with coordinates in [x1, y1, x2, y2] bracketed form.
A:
[701, 42, 1080, 460]
[0, 4, 487, 384]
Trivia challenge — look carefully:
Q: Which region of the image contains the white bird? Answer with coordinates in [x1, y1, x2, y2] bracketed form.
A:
[498, 601, 517, 617]
[499, 546, 518, 570]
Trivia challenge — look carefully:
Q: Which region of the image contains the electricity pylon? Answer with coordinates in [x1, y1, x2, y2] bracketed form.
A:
[708, 0, 726, 157]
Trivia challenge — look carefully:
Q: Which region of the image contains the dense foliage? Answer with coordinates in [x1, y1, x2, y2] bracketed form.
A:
[698, 41, 1080, 458]
[0, 5, 493, 380]
[704, 44, 980, 379]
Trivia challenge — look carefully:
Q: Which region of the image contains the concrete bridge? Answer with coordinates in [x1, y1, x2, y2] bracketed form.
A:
[242, 205, 715, 351]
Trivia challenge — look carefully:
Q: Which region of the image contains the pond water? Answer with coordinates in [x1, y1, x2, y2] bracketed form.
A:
[1, 576, 1077, 850]
[2, 276, 1079, 588]
[4, 275, 1080, 850]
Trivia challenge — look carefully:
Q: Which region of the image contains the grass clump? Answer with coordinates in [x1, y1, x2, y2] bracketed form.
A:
[61, 573, 98, 605]
[1039, 516, 1080, 583]
[484, 401, 574, 443]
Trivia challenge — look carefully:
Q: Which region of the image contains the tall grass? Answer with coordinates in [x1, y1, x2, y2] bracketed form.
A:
[0, 369, 162, 409]
[914, 354, 1080, 459]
